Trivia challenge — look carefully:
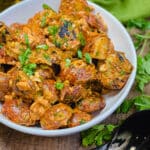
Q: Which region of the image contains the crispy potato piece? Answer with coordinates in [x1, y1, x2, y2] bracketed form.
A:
[0, 72, 10, 101]
[99, 51, 133, 90]
[68, 108, 91, 127]
[10, 70, 39, 100]
[40, 103, 72, 129]
[60, 59, 97, 85]
[59, 0, 91, 15]
[42, 80, 59, 104]
[30, 97, 50, 121]
[2, 97, 35, 126]
[68, 108, 92, 127]
[60, 81, 86, 103]
[77, 92, 105, 113]
[83, 35, 114, 60]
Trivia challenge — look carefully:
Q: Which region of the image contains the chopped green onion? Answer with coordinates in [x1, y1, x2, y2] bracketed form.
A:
[55, 81, 64, 90]
[48, 26, 59, 36]
[77, 49, 82, 59]
[85, 53, 92, 64]
[36, 44, 49, 50]
[65, 58, 71, 67]
[24, 34, 30, 47]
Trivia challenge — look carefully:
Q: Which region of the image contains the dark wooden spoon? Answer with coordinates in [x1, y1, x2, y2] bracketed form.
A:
[92, 110, 150, 150]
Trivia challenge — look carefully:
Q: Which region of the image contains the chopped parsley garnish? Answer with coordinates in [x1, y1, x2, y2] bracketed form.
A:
[19, 48, 31, 65]
[41, 15, 47, 28]
[22, 63, 37, 76]
[85, 53, 92, 64]
[43, 54, 51, 62]
[65, 58, 71, 67]
[77, 49, 82, 59]
[42, 3, 51, 10]
[36, 44, 49, 50]
[81, 124, 117, 147]
[48, 26, 59, 36]
[19, 35, 36, 76]
[78, 32, 86, 46]
[24, 34, 30, 47]
[55, 81, 64, 90]
[53, 39, 62, 48]
[42, 3, 55, 12]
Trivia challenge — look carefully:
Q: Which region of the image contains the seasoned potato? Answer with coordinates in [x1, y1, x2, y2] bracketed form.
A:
[68, 108, 91, 127]
[42, 80, 59, 104]
[60, 59, 97, 85]
[40, 103, 72, 129]
[30, 97, 50, 121]
[10, 70, 39, 100]
[59, 0, 91, 15]
[60, 82, 86, 103]
[0, 72, 10, 101]
[83, 35, 114, 60]
[2, 97, 35, 126]
[77, 92, 105, 113]
[98, 51, 133, 90]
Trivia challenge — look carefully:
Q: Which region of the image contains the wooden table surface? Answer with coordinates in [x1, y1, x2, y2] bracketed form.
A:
[0, 2, 150, 150]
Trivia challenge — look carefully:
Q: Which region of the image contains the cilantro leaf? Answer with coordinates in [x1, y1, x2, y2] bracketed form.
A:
[136, 54, 150, 92]
[134, 95, 150, 111]
[126, 18, 150, 30]
[81, 124, 117, 147]
[116, 99, 134, 113]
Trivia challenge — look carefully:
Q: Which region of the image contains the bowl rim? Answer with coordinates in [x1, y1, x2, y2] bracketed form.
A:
[0, 0, 137, 137]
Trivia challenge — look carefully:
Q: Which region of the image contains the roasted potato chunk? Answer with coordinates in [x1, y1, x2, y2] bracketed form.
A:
[40, 103, 72, 129]
[77, 92, 105, 113]
[42, 80, 59, 104]
[60, 81, 86, 103]
[59, 0, 91, 15]
[98, 51, 133, 90]
[60, 59, 97, 85]
[83, 35, 114, 60]
[0, 72, 10, 101]
[2, 97, 35, 126]
[30, 97, 50, 121]
[68, 109, 92, 127]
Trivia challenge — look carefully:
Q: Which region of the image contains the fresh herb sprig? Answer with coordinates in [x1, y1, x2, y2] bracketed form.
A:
[19, 34, 36, 76]
[81, 124, 117, 147]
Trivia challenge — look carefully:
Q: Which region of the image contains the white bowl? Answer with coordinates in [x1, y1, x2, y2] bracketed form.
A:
[0, 0, 137, 136]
